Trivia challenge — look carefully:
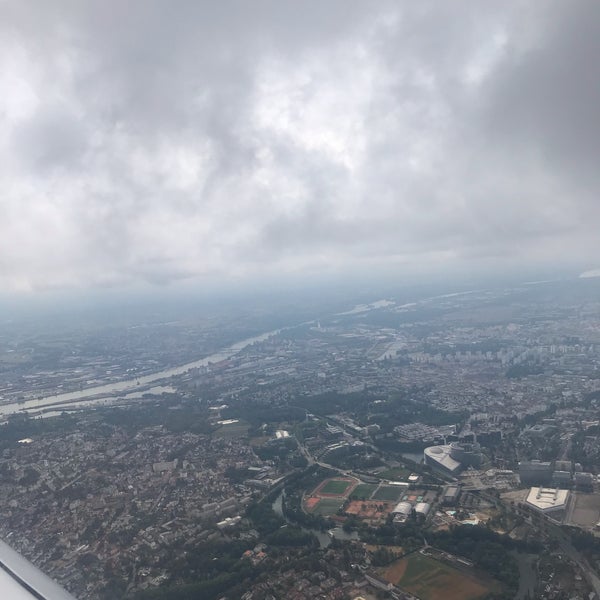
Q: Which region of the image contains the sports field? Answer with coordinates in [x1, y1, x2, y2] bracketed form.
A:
[310, 497, 343, 516]
[316, 477, 356, 497]
[350, 483, 378, 500]
[304, 497, 320, 510]
[304, 477, 357, 516]
[345, 500, 393, 523]
[372, 485, 403, 502]
[382, 553, 496, 600]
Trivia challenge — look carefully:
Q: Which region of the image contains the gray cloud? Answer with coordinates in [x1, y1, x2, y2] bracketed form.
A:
[0, 0, 598, 292]
[482, 2, 600, 192]
[11, 102, 87, 170]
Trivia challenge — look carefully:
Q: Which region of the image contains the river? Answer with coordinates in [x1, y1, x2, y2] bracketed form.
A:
[0, 328, 281, 418]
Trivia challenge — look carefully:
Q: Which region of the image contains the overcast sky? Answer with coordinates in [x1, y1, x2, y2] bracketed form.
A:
[1, 1, 599, 294]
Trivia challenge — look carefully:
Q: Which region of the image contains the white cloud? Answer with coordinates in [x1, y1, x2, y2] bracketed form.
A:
[0, 1, 598, 293]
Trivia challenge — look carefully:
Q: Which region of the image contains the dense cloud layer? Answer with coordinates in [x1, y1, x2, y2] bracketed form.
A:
[1, 0, 598, 292]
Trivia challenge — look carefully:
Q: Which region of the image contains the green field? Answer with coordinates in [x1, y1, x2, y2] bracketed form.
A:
[311, 498, 344, 516]
[213, 421, 251, 439]
[383, 553, 496, 600]
[378, 467, 411, 480]
[372, 485, 403, 502]
[350, 483, 378, 500]
[320, 479, 353, 495]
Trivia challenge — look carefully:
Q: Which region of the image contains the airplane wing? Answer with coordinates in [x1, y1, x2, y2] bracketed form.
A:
[0, 539, 77, 600]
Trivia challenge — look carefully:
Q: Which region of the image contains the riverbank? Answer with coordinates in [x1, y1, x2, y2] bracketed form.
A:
[0, 328, 282, 418]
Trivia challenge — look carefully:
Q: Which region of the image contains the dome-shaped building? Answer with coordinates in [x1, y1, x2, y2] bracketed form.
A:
[424, 445, 461, 475]
[449, 442, 482, 467]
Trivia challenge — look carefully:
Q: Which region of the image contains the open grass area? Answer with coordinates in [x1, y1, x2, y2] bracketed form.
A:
[378, 467, 411, 480]
[568, 492, 600, 527]
[310, 497, 343, 516]
[319, 478, 354, 496]
[213, 421, 251, 439]
[372, 485, 403, 502]
[248, 435, 270, 447]
[349, 483, 378, 500]
[383, 553, 496, 600]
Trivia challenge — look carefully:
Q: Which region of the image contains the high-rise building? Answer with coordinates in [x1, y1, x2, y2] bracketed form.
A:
[519, 460, 553, 486]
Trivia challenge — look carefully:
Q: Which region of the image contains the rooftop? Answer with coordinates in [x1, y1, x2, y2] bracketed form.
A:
[526, 487, 569, 512]
[424, 445, 462, 473]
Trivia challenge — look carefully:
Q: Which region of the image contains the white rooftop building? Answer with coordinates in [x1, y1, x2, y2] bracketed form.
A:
[526, 487, 569, 514]
[424, 445, 462, 475]
[392, 501, 412, 516]
[415, 502, 431, 516]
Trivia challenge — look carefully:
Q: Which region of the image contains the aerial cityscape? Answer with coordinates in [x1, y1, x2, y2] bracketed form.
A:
[2, 0, 600, 599]
[1, 277, 600, 599]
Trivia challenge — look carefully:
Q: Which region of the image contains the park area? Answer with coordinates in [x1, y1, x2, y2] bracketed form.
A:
[382, 552, 499, 600]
